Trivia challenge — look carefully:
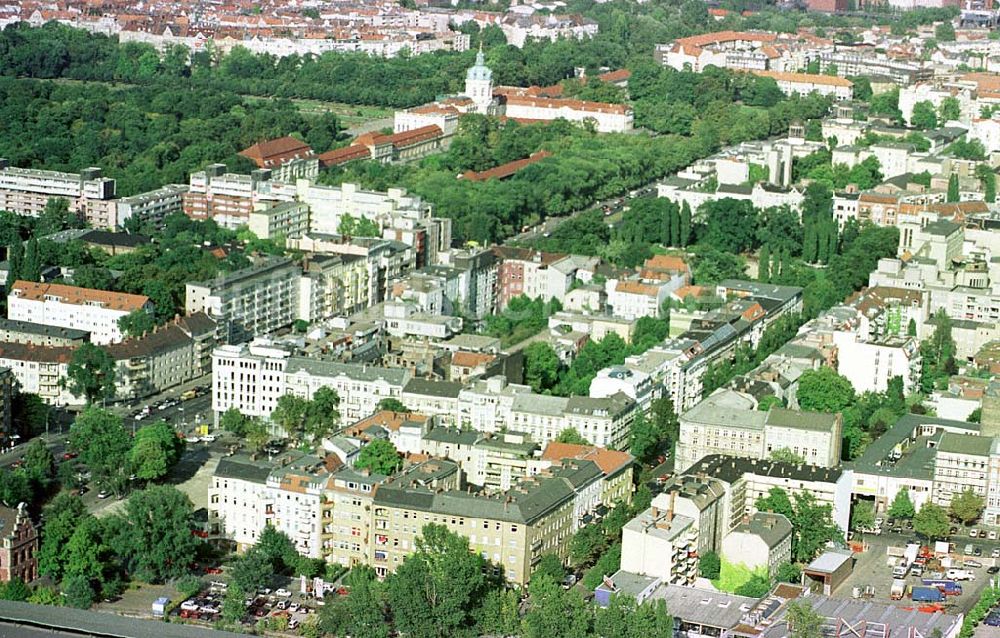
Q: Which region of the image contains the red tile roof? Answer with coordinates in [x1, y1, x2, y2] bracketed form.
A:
[541, 441, 633, 475]
[461, 151, 551, 182]
[317, 145, 371, 168]
[10, 280, 149, 312]
[239, 136, 314, 169]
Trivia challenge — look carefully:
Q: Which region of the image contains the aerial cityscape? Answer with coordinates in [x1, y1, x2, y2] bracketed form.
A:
[5, 0, 1000, 636]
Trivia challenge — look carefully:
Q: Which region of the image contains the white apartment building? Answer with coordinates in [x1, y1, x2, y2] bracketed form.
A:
[932, 431, 989, 507]
[506, 393, 636, 450]
[209, 456, 272, 552]
[212, 341, 291, 421]
[267, 459, 327, 559]
[212, 340, 412, 427]
[833, 330, 920, 394]
[607, 280, 670, 321]
[115, 184, 188, 227]
[502, 96, 634, 133]
[7, 280, 151, 345]
[0, 342, 80, 406]
[283, 359, 410, 427]
[460, 380, 636, 450]
[620, 493, 699, 585]
[753, 70, 854, 101]
[0, 162, 118, 228]
[186, 257, 301, 344]
[589, 366, 656, 412]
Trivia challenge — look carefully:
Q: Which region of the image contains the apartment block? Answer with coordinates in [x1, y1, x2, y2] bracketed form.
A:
[248, 201, 311, 241]
[370, 461, 577, 586]
[297, 254, 370, 322]
[212, 340, 412, 427]
[693, 454, 852, 533]
[115, 184, 188, 228]
[297, 181, 450, 268]
[620, 493, 699, 585]
[106, 313, 217, 399]
[933, 432, 989, 507]
[675, 389, 842, 473]
[493, 247, 598, 309]
[186, 257, 300, 343]
[209, 455, 273, 552]
[316, 466, 382, 568]
[7, 280, 152, 345]
[0, 318, 89, 347]
[182, 164, 295, 229]
[0, 343, 80, 406]
[0, 161, 117, 228]
[284, 358, 410, 427]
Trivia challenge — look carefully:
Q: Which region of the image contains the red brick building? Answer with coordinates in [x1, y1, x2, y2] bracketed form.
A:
[0, 503, 37, 583]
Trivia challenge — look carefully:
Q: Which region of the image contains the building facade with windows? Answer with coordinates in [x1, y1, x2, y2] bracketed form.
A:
[7, 280, 152, 345]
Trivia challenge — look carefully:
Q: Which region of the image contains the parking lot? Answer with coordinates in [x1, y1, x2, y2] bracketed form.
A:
[836, 531, 1000, 616]
[174, 580, 331, 631]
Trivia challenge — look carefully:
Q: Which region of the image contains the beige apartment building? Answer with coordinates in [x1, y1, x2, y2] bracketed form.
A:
[321, 467, 387, 568]
[370, 461, 576, 586]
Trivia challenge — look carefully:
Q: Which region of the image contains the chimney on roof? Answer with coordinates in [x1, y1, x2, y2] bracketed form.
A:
[667, 490, 676, 523]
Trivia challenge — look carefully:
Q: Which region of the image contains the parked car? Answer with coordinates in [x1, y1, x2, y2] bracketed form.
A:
[965, 560, 984, 568]
[993, 548, 1000, 559]
[201, 434, 216, 443]
[970, 529, 979, 538]
[991, 531, 999, 541]
[975, 546, 984, 556]
[988, 566, 999, 575]
[97, 490, 111, 499]
[275, 589, 292, 598]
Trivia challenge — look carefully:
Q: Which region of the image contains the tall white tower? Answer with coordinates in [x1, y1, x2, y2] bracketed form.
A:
[464, 46, 493, 114]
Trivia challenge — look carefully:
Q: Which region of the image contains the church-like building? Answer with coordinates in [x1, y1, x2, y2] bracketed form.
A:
[394, 48, 634, 136]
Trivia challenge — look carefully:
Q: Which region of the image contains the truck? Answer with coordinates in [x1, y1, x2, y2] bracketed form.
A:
[946, 569, 975, 581]
[152, 597, 171, 618]
[911, 586, 945, 603]
[905, 543, 920, 566]
[922, 579, 962, 595]
[892, 564, 908, 579]
[891, 579, 907, 600]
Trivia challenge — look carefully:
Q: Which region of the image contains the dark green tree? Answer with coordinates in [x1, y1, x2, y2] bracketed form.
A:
[68, 407, 131, 496]
[65, 343, 116, 404]
[386, 524, 489, 638]
[911, 101, 938, 130]
[129, 421, 184, 481]
[796, 367, 855, 413]
[114, 485, 200, 582]
[521, 574, 592, 638]
[377, 398, 410, 413]
[117, 310, 155, 339]
[888, 489, 916, 520]
[913, 501, 950, 539]
[21, 237, 41, 283]
[947, 173, 960, 203]
[700, 550, 721, 579]
[355, 439, 401, 476]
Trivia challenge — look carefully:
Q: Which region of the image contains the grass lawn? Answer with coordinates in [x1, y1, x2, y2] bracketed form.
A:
[712, 558, 766, 593]
[242, 95, 392, 126]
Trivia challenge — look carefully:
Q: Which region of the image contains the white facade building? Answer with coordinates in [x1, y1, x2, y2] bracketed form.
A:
[7, 280, 151, 345]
